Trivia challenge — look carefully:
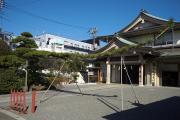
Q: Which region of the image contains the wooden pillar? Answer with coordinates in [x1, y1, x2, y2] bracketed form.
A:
[151, 64, 160, 87]
[106, 60, 111, 84]
[145, 63, 151, 86]
[155, 65, 160, 87]
[97, 69, 100, 82]
[139, 64, 144, 86]
[99, 68, 102, 82]
[151, 64, 155, 86]
[178, 64, 180, 87]
[111, 65, 116, 83]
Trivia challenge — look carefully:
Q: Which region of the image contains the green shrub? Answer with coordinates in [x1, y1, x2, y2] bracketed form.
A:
[0, 68, 24, 94]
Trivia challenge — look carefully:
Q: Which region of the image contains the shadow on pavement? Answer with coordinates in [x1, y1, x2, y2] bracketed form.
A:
[97, 97, 120, 112]
[97, 97, 144, 113]
[103, 96, 180, 120]
[39, 88, 117, 104]
[56, 89, 118, 98]
[39, 92, 61, 103]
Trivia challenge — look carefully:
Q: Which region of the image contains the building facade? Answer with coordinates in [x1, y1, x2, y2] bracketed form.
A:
[34, 33, 94, 54]
[92, 10, 180, 87]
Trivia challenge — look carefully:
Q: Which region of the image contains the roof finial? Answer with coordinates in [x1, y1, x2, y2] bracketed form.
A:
[140, 9, 148, 13]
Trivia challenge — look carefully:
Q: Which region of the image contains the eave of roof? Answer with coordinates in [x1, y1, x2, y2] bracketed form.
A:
[92, 37, 117, 54]
[153, 44, 180, 50]
[95, 47, 160, 60]
[120, 25, 165, 37]
[119, 24, 180, 38]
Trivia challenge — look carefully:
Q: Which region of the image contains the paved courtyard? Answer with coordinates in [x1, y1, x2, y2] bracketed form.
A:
[1, 84, 180, 120]
[0, 112, 16, 120]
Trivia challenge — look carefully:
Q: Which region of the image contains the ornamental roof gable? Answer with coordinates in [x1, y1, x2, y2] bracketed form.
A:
[120, 10, 169, 33]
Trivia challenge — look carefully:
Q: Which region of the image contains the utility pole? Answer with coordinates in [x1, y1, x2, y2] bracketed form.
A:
[88, 27, 97, 50]
[172, 27, 174, 52]
[120, 56, 123, 111]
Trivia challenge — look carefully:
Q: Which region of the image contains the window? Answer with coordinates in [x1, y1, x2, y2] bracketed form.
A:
[64, 41, 68, 45]
[56, 46, 62, 49]
[51, 43, 55, 49]
[46, 38, 50, 45]
[74, 44, 79, 47]
[56, 43, 62, 46]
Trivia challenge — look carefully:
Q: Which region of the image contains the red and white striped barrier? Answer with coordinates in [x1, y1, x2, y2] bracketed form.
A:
[9, 89, 27, 114]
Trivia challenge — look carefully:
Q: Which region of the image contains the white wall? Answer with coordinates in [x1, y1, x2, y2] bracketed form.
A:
[34, 33, 93, 54]
[76, 72, 85, 84]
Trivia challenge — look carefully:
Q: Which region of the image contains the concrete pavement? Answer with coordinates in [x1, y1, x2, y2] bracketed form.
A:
[0, 108, 26, 120]
[24, 85, 180, 120]
[0, 84, 180, 120]
[0, 112, 16, 120]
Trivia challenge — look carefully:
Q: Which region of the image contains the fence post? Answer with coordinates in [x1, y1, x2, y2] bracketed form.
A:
[13, 89, 15, 108]
[15, 90, 17, 110]
[9, 89, 12, 108]
[19, 91, 23, 113]
[31, 90, 36, 113]
[23, 91, 27, 114]
[16, 90, 19, 111]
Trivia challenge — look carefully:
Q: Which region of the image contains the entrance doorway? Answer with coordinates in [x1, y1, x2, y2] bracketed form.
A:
[122, 65, 139, 84]
[162, 71, 178, 87]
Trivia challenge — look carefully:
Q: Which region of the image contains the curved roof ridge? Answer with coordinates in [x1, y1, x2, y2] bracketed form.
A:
[93, 38, 116, 53]
[142, 12, 169, 22]
[94, 36, 137, 53]
[118, 10, 178, 33]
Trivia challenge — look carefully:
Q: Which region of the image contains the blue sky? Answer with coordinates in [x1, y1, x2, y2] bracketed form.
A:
[2, 0, 180, 40]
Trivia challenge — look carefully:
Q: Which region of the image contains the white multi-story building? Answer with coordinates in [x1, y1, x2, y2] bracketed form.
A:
[34, 33, 94, 54]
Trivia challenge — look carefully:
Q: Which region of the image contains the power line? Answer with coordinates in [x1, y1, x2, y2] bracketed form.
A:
[5, 4, 89, 30]
[4, 3, 90, 30]
[25, 0, 42, 5]
[15, 0, 43, 7]
[0, 0, 4, 10]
